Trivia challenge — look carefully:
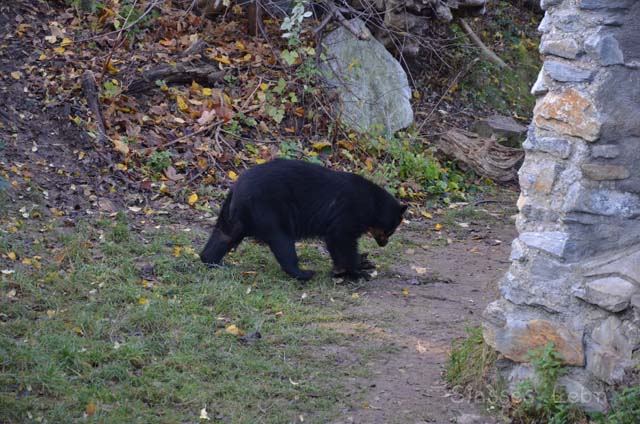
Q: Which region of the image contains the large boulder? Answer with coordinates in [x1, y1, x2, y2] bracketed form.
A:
[321, 18, 413, 134]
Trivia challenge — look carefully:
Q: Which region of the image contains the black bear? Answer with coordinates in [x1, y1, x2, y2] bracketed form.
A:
[200, 159, 407, 281]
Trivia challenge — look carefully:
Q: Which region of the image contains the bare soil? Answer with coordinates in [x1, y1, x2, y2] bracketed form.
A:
[325, 216, 516, 424]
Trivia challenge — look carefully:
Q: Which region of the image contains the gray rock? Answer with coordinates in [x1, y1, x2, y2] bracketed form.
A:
[322, 18, 413, 134]
[530, 69, 550, 95]
[564, 185, 640, 218]
[473, 114, 527, 146]
[456, 413, 485, 424]
[541, 0, 562, 10]
[523, 134, 572, 159]
[558, 372, 608, 412]
[540, 38, 581, 59]
[574, 276, 638, 312]
[581, 163, 630, 180]
[519, 231, 570, 258]
[585, 33, 624, 65]
[579, 0, 635, 10]
[583, 247, 640, 285]
[587, 316, 635, 382]
[591, 144, 620, 158]
[544, 60, 594, 82]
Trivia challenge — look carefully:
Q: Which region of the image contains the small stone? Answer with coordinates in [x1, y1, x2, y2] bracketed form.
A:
[523, 135, 572, 159]
[581, 164, 630, 181]
[591, 144, 620, 158]
[531, 69, 550, 96]
[575, 277, 638, 312]
[519, 231, 569, 258]
[585, 33, 624, 65]
[579, 0, 635, 10]
[510, 239, 527, 262]
[544, 60, 594, 82]
[473, 114, 527, 146]
[534, 89, 601, 142]
[541, 0, 562, 10]
[540, 38, 581, 59]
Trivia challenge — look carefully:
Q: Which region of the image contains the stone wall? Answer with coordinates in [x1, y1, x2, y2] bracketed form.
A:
[483, 0, 640, 412]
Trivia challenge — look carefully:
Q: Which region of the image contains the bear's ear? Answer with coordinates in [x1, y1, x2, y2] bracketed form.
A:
[400, 204, 408, 214]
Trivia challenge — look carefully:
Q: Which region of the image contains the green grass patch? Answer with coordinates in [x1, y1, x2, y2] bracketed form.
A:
[446, 326, 498, 392]
[0, 215, 388, 423]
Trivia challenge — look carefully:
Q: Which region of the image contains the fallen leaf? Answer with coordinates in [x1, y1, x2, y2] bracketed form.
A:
[416, 341, 427, 354]
[434, 223, 443, 231]
[7, 252, 16, 261]
[199, 407, 211, 420]
[402, 288, 409, 296]
[176, 96, 189, 112]
[225, 324, 244, 336]
[10, 71, 21, 80]
[113, 139, 129, 155]
[351, 293, 359, 299]
[228, 171, 238, 181]
[85, 403, 97, 416]
[138, 297, 149, 305]
[188, 193, 198, 206]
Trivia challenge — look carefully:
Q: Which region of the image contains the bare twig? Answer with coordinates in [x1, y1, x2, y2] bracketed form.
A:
[458, 18, 509, 69]
[81, 70, 108, 145]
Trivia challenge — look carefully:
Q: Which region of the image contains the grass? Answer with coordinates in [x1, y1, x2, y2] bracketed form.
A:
[0, 212, 396, 423]
[445, 326, 498, 393]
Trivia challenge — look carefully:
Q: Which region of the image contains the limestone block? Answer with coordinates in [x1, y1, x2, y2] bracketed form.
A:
[583, 247, 640, 284]
[579, 0, 635, 10]
[585, 33, 624, 65]
[581, 163, 630, 180]
[519, 231, 569, 258]
[484, 313, 584, 366]
[534, 89, 601, 142]
[587, 316, 635, 382]
[574, 276, 639, 312]
[558, 372, 608, 412]
[544, 60, 594, 82]
[540, 38, 581, 59]
[530, 69, 550, 96]
[564, 185, 640, 218]
[523, 134, 572, 159]
[472, 114, 527, 146]
[591, 144, 620, 159]
[541, 0, 562, 10]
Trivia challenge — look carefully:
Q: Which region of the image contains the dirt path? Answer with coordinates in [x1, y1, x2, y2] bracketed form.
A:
[326, 215, 516, 424]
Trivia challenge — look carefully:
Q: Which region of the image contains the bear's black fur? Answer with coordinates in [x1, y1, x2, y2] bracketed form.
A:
[200, 159, 407, 281]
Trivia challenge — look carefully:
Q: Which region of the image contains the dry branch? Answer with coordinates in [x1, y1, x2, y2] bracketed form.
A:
[127, 63, 225, 93]
[437, 128, 523, 182]
[81, 70, 108, 144]
[458, 18, 508, 69]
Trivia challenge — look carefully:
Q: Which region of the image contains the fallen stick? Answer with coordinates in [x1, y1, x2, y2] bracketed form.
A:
[81, 70, 108, 144]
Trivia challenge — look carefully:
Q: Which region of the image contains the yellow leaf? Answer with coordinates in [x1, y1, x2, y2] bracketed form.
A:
[10, 71, 21, 80]
[235, 41, 245, 50]
[402, 288, 409, 296]
[173, 246, 182, 257]
[434, 223, 443, 231]
[7, 252, 16, 261]
[365, 158, 374, 172]
[243, 53, 252, 61]
[255, 158, 266, 164]
[46, 310, 56, 318]
[53, 46, 65, 54]
[225, 324, 244, 336]
[60, 37, 73, 47]
[202, 87, 213, 96]
[312, 141, 331, 151]
[45, 35, 57, 44]
[115, 163, 128, 171]
[106, 61, 118, 75]
[138, 297, 149, 305]
[351, 293, 359, 299]
[176, 96, 189, 112]
[275, 311, 284, 317]
[228, 171, 238, 181]
[85, 402, 97, 416]
[21, 258, 32, 266]
[113, 139, 129, 155]
[213, 56, 231, 65]
[188, 193, 198, 206]
[420, 211, 433, 219]
[259, 82, 269, 91]
[38, 53, 47, 60]
[191, 81, 201, 91]
[72, 326, 84, 335]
